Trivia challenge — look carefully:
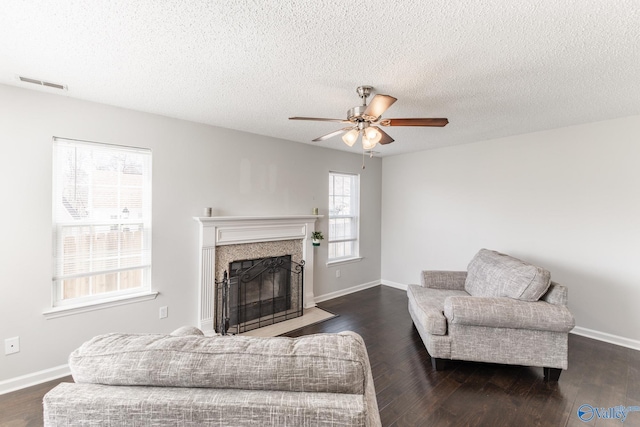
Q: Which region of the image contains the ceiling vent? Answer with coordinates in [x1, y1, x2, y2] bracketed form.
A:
[18, 76, 67, 90]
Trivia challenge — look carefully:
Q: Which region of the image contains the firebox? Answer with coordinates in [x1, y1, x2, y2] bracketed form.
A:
[216, 255, 304, 334]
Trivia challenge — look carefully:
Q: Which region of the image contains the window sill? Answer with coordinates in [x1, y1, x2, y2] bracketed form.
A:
[43, 291, 159, 319]
[326, 257, 362, 267]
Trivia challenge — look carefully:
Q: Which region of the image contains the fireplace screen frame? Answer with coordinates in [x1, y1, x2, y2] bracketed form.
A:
[216, 255, 304, 334]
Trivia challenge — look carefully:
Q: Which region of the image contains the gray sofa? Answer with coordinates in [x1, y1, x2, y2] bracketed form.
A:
[407, 249, 575, 380]
[43, 328, 381, 426]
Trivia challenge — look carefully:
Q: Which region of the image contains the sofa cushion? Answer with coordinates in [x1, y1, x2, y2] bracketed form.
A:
[464, 249, 551, 301]
[44, 383, 371, 427]
[69, 332, 367, 395]
[407, 284, 468, 335]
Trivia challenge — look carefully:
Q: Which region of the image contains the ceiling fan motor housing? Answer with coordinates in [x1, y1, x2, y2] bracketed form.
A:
[356, 85, 373, 100]
[347, 105, 368, 122]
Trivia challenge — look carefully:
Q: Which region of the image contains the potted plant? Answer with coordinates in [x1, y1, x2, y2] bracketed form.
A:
[311, 231, 324, 246]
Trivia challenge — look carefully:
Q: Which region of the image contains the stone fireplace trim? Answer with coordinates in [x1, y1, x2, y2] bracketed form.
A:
[194, 215, 321, 332]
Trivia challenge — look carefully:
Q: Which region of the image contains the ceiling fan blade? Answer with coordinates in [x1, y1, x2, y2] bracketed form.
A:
[363, 95, 397, 120]
[381, 118, 449, 127]
[373, 127, 394, 145]
[289, 116, 351, 123]
[312, 127, 353, 142]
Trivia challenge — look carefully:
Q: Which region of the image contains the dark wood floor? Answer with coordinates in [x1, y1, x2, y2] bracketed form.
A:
[293, 286, 640, 427]
[1, 285, 638, 426]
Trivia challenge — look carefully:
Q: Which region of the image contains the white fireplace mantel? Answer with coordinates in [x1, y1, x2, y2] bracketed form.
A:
[194, 215, 321, 332]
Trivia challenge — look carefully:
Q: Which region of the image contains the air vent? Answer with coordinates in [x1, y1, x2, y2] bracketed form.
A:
[18, 76, 67, 90]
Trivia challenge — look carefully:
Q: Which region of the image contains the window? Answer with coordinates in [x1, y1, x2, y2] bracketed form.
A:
[52, 137, 152, 308]
[328, 172, 360, 261]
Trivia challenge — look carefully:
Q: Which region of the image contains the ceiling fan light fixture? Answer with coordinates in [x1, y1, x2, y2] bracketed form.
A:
[361, 135, 377, 150]
[363, 127, 382, 144]
[342, 129, 359, 147]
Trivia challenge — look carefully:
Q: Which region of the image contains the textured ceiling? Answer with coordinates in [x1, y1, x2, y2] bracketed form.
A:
[1, 1, 639, 156]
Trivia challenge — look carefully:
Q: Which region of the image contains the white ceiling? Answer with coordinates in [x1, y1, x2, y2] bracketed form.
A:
[1, 1, 639, 156]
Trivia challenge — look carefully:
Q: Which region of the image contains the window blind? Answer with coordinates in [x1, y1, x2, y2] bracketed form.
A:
[328, 172, 359, 260]
[52, 137, 152, 306]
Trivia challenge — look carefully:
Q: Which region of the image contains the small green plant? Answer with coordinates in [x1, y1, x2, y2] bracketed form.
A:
[311, 231, 324, 241]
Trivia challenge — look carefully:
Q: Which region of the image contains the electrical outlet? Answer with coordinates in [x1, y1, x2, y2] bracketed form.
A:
[336, 269, 341, 278]
[5, 337, 20, 355]
[159, 306, 168, 319]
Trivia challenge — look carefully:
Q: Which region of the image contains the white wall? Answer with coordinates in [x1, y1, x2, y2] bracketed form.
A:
[0, 84, 382, 386]
[382, 115, 640, 346]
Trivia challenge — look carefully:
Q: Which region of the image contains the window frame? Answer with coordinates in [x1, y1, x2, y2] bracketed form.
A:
[47, 137, 155, 316]
[327, 171, 361, 263]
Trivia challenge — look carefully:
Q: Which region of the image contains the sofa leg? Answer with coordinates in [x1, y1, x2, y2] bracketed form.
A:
[543, 367, 562, 381]
[431, 358, 446, 371]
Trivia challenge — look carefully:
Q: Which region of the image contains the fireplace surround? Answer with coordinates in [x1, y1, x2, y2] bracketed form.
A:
[194, 215, 320, 333]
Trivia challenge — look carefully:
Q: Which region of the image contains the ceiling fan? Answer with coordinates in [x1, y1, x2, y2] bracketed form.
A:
[289, 85, 448, 150]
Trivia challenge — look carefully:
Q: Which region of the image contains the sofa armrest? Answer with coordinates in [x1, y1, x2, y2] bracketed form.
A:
[420, 270, 467, 290]
[540, 281, 568, 306]
[444, 296, 575, 332]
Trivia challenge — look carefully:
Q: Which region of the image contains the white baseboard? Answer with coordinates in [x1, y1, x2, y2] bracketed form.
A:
[314, 280, 380, 304]
[571, 326, 640, 351]
[0, 364, 70, 395]
[380, 279, 408, 291]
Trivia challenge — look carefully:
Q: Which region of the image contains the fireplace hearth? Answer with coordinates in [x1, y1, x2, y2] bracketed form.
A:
[216, 255, 304, 334]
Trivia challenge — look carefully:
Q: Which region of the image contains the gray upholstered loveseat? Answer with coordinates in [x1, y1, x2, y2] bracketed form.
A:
[43, 328, 381, 426]
[408, 249, 575, 380]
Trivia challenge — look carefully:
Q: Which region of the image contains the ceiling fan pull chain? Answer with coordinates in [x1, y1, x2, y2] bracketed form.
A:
[362, 149, 366, 169]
